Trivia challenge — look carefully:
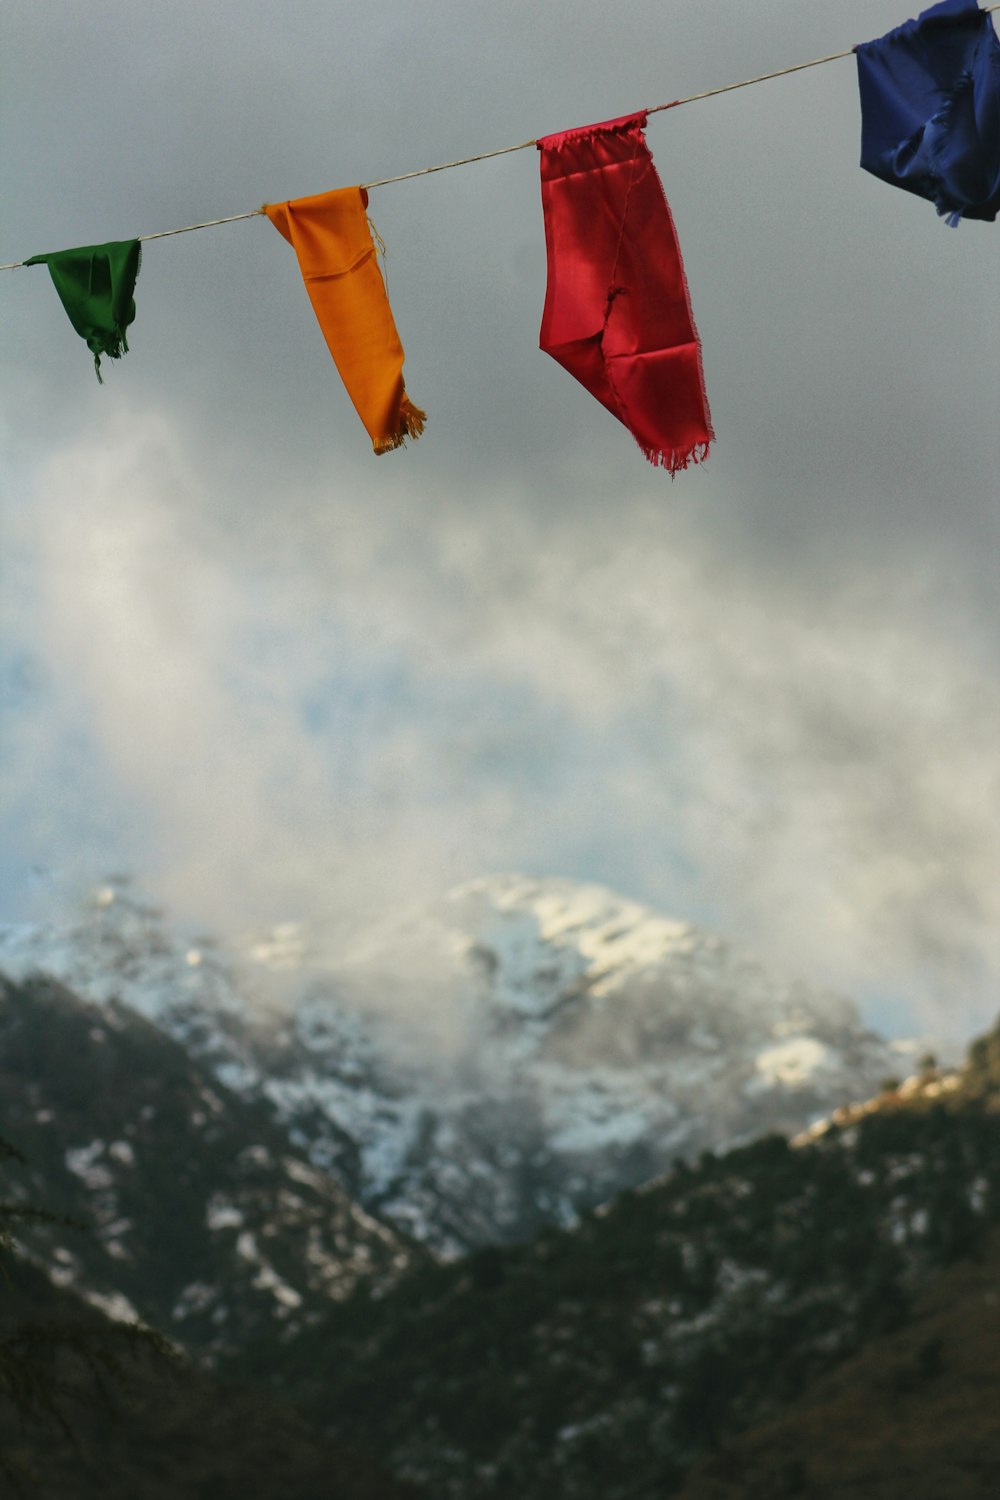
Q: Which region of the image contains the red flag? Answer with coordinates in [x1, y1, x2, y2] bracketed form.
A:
[538, 111, 712, 473]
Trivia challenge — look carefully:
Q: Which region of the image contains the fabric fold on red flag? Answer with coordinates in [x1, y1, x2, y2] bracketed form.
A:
[537, 111, 712, 473]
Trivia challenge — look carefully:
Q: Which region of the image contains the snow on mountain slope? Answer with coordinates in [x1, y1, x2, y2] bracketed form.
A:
[0, 970, 421, 1359]
[0, 875, 912, 1255]
[0, 880, 256, 1056]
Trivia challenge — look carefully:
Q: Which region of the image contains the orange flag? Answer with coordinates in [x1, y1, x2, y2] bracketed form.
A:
[265, 187, 426, 455]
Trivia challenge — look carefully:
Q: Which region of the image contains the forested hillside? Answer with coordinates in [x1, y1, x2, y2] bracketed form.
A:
[0, 1253, 426, 1500]
[675, 1230, 1000, 1499]
[227, 1025, 1000, 1499]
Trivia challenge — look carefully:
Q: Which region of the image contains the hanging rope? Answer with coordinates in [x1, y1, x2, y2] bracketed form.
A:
[361, 44, 862, 189]
[139, 210, 266, 243]
[2, 5, 999, 272]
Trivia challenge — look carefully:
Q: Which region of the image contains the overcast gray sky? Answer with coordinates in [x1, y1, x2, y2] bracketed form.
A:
[2, 0, 998, 1042]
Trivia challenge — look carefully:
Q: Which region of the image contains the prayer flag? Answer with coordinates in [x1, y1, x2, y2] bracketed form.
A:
[24, 240, 141, 382]
[265, 187, 425, 454]
[537, 111, 712, 473]
[856, 0, 1000, 224]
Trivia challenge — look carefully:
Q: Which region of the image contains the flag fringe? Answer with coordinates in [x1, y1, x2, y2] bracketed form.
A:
[91, 243, 140, 382]
[373, 394, 427, 454]
[638, 438, 712, 475]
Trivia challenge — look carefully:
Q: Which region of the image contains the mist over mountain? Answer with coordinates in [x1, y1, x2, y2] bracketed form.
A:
[1, 873, 916, 1253]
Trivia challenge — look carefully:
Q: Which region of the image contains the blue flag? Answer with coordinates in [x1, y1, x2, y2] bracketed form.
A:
[856, 0, 1000, 224]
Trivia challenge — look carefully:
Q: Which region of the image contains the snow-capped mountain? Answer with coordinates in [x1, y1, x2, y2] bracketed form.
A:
[0, 875, 914, 1254]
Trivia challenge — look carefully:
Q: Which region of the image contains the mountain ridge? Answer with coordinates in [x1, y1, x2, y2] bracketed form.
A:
[1, 873, 917, 1254]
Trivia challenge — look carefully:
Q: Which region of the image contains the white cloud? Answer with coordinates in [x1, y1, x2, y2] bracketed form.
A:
[4, 409, 999, 1041]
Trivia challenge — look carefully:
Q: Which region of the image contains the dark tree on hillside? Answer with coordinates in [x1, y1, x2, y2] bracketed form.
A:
[0, 1137, 179, 1493]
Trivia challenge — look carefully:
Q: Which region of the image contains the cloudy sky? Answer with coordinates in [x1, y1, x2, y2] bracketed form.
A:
[2, 0, 998, 1042]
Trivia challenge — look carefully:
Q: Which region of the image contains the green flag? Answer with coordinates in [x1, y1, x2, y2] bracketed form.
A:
[25, 239, 141, 382]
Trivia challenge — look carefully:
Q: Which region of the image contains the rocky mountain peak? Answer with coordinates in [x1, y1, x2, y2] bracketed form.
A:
[1, 873, 911, 1255]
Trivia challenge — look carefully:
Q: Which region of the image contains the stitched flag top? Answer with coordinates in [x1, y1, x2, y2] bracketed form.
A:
[537, 111, 713, 473]
[856, 0, 1000, 224]
[265, 187, 426, 455]
[24, 240, 141, 381]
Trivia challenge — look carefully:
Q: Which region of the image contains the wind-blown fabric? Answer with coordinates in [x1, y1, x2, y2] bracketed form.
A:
[265, 187, 425, 454]
[537, 111, 712, 473]
[856, 0, 1000, 224]
[24, 240, 141, 381]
